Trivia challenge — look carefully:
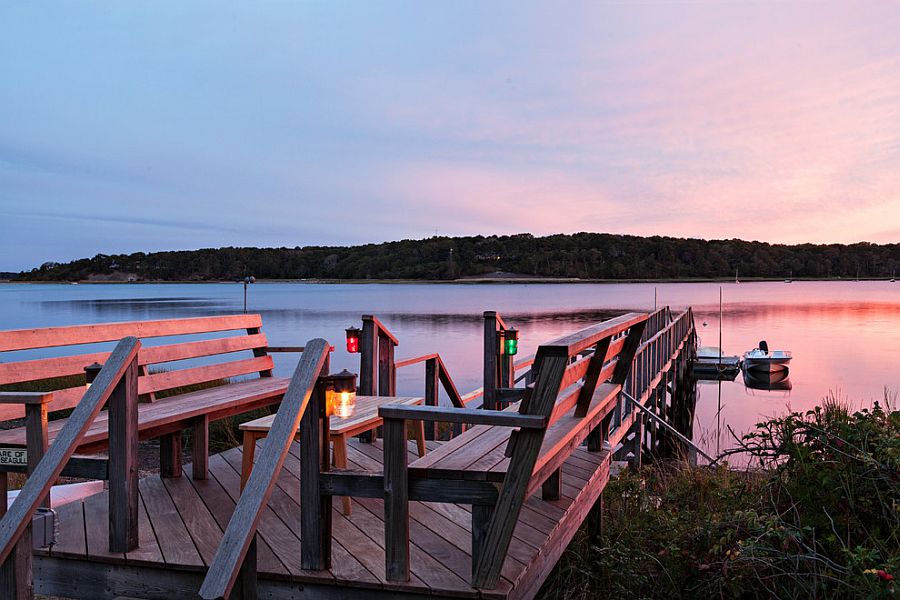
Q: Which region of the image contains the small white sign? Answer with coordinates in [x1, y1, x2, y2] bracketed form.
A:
[0, 448, 27, 467]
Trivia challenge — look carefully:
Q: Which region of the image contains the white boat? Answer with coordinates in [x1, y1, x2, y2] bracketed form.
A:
[743, 340, 792, 373]
[744, 349, 792, 372]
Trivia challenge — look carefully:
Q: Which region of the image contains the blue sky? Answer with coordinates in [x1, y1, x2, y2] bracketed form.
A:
[2, 2, 899, 270]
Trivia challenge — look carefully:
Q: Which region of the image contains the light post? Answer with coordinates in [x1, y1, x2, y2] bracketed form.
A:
[243, 276, 255, 313]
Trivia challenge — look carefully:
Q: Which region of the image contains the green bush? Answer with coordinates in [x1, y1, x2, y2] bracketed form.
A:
[541, 394, 899, 599]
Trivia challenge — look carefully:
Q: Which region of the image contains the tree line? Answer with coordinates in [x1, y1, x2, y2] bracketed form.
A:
[16, 233, 900, 282]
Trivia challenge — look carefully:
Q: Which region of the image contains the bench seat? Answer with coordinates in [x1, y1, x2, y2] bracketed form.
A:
[408, 382, 619, 493]
[0, 377, 289, 454]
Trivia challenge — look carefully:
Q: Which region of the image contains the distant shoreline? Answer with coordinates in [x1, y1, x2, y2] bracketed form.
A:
[3, 276, 896, 285]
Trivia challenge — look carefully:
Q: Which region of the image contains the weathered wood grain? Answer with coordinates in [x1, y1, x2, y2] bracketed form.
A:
[0, 336, 140, 566]
[198, 338, 329, 600]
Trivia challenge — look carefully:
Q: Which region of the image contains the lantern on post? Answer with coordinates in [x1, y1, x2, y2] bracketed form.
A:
[323, 369, 358, 418]
[345, 326, 361, 354]
[504, 328, 519, 356]
[84, 362, 103, 389]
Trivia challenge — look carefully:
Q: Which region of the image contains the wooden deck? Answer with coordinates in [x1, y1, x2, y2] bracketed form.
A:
[34, 438, 610, 600]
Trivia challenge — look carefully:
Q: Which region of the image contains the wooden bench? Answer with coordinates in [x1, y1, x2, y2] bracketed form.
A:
[0, 314, 301, 480]
[239, 394, 427, 514]
[376, 312, 648, 589]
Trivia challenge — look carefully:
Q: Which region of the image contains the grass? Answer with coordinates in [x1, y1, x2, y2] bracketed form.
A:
[540, 391, 899, 600]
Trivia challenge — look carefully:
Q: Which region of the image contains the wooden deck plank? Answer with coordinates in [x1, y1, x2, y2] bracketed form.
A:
[206, 452, 321, 582]
[36, 438, 616, 600]
[409, 500, 525, 586]
[160, 474, 225, 567]
[184, 462, 289, 577]
[124, 493, 164, 566]
[139, 476, 204, 568]
[82, 490, 125, 563]
[354, 497, 476, 598]
[216, 443, 382, 589]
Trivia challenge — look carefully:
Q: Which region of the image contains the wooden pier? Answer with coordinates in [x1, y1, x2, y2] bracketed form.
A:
[34, 438, 608, 600]
[0, 307, 697, 600]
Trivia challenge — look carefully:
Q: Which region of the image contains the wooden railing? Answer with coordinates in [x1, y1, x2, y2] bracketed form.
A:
[395, 352, 466, 439]
[198, 338, 331, 600]
[0, 336, 141, 597]
[610, 307, 696, 455]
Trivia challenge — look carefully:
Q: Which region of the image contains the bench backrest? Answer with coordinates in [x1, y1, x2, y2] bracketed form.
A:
[0, 314, 272, 421]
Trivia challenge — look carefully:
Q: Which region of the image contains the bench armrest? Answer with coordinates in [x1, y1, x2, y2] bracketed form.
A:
[0, 392, 54, 405]
[379, 404, 546, 429]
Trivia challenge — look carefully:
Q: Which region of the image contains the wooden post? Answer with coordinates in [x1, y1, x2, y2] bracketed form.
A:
[471, 504, 493, 579]
[629, 416, 644, 470]
[359, 317, 377, 442]
[587, 494, 604, 543]
[483, 312, 499, 411]
[191, 415, 209, 480]
[541, 469, 561, 501]
[159, 431, 182, 478]
[359, 317, 377, 396]
[384, 417, 409, 581]
[378, 334, 396, 397]
[424, 358, 439, 441]
[109, 355, 139, 553]
[24, 404, 48, 508]
[236, 535, 258, 600]
[0, 468, 31, 600]
[247, 326, 273, 378]
[300, 369, 331, 570]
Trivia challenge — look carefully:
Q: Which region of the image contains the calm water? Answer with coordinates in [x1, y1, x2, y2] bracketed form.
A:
[2, 281, 898, 457]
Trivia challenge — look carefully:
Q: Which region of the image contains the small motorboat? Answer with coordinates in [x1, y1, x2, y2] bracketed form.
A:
[743, 340, 792, 373]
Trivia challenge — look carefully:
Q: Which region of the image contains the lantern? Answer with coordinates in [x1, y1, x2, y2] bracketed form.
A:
[345, 326, 361, 353]
[84, 362, 103, 389]
[504, 328, 519, 356]
[325, 369, 358, 418]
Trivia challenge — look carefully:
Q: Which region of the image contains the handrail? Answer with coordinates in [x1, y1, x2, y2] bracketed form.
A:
[362, 314, 399, 345]
[542, 312, 648, 357]
[394, 353, 438, 369]
[199, 338, 330, 600]
[0, 336, 140, 566]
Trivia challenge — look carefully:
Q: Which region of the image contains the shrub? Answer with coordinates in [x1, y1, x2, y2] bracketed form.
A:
[541, 393, 899, 599]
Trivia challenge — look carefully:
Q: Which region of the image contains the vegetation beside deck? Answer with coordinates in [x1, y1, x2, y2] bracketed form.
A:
[541, 395, 899, 600]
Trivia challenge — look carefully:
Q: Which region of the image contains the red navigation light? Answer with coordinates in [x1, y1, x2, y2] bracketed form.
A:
[345, 326, 361, 353]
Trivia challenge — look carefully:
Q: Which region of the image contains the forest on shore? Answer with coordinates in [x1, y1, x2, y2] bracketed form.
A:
[15, 233, 900, 282]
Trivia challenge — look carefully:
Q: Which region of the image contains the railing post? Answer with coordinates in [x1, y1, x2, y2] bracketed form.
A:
[383, 416, 409, 582]
[378, 333, 396, 397]
[300, 361, 332, 570]
[424, 358, 439, 440]
[359, 317, 377, 396]
[483, 311, 499, 410]
[359, 317, 377, 442]
[109, 352, 139, 552]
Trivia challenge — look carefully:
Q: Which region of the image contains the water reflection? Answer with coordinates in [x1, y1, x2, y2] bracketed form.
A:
[743, 369, 793, 392]
[3, 281, 898, 459]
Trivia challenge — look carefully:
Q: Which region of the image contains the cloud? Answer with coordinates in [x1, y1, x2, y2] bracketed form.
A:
[1, 1, 899, 270]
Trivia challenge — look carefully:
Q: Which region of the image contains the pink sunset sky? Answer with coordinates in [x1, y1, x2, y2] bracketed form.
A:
[1, 2, 899, 269]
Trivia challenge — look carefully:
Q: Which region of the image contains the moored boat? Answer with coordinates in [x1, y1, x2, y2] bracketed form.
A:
[743, 340, 791, 373]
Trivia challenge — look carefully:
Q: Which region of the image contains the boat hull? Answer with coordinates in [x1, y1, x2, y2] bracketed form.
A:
[743, 358, 791, 373]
